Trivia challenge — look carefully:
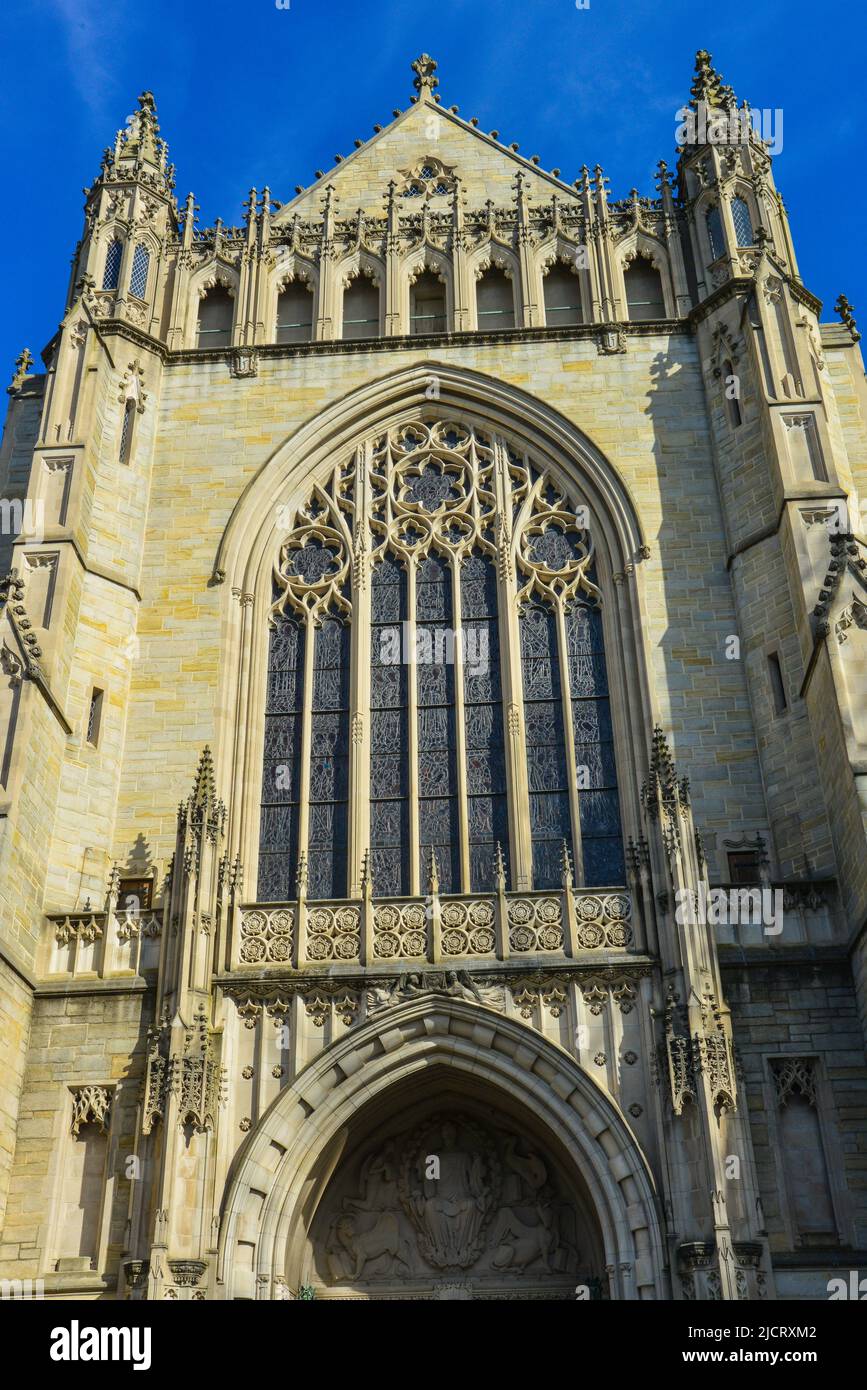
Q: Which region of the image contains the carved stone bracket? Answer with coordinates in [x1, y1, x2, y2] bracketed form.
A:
[71, 1084, 112, 1137]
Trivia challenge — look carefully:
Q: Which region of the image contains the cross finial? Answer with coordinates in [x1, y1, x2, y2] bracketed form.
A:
[7, 348, 33, 394]
[835, 294, 861, 341]
[411, 53, 439, 98]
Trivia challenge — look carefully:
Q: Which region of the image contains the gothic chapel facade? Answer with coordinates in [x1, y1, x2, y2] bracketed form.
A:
[0, 52, 866, 1301]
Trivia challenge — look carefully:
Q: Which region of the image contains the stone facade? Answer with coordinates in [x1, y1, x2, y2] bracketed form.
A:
[0, 51, 865, 1301]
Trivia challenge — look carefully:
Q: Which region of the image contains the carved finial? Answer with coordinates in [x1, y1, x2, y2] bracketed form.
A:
[426, 845, 439, 894]
[690, 49, 737, 111]
[655, 160, 671, 193]
[560, 839, 574, 889]
[360, 849, 371, 892]
[494, 841, 507, 891]
[411, 53, 439, 98]
[191, 746, 216, 807]
[7, 348, 33, 394]
[835, 294, 861, 341]
[296, 852, 308, 895]
[114, 90, 167, 181]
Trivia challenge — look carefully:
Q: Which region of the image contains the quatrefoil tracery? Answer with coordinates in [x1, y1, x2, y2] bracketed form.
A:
[272, 417, 600, 615]
[272, 475, 353, 622]
[370, 418, 496, 564]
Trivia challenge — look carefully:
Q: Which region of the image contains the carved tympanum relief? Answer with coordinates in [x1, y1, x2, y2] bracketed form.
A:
[308, 1109, 598, 1297]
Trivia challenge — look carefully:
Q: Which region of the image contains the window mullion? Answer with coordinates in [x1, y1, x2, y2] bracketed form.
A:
[407, 561, 420, 895]
[295, 615, 317, 884]
[451, 556, 471, 892]
[493, 442, 533, 891]
[555, 598, 585, 888]
[348, 452, 371, 895]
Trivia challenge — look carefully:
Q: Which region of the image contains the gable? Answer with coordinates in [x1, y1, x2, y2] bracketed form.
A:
[273, 100, 580, 220]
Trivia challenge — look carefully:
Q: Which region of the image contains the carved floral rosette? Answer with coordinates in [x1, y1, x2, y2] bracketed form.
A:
[306, 904, 361, 962]
[240, 906, 295, 964]
[373, 900, 428, 960]
[507, 896, 564, 952]
[439, 898, 496, 957]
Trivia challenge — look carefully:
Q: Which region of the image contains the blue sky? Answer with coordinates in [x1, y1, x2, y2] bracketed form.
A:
[1, 0, 864, 386]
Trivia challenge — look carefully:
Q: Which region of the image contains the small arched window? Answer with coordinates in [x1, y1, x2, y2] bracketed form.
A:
[706, 205, 725, 260]
[102, 240, 122, 291]
[410, 271, 447, 335]
[129, 244, 150, 300]
[276, 282, 314, 344]
[732, 196, 754, 247]
[342, 276, 380, 340]
[721, 358, 742, 428]
[476, 268, 515, 330]
[543, 264, 583, 326]
[196, 286, 234, 347]
[624, 259, 665, 321]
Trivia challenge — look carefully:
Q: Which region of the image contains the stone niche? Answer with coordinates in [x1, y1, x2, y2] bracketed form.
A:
[303, 1097, 605, 1300]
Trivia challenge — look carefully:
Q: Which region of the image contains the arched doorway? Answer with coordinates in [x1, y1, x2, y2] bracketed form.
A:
[218, 995, 667, 1300]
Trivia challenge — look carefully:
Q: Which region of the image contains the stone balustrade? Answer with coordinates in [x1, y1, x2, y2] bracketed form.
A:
[234, 888, 634, 971]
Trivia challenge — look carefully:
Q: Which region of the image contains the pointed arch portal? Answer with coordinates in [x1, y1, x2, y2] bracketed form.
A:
[218, 995, 667, 1300]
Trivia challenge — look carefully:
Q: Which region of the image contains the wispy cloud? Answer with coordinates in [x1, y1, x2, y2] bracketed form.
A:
[48, 0, 121, 117]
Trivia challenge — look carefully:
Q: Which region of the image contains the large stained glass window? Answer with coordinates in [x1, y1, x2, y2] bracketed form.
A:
[256, 418, 626, 901]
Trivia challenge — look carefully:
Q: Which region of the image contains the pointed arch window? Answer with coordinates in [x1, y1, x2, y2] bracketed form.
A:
[257, 420, 625, 902]
[476, 268, 515, 330]
[543, 264, 584, 326]
[102, 240, 123, 291]
[342, 276, 380, 340]
[276, 281, 314, 343]
[410, 271, 447, 335]
[129, 244, 150, 300]
[624, 259, 665, 321]
[197, 286, 234, 347]
[731, 196, 754, 247]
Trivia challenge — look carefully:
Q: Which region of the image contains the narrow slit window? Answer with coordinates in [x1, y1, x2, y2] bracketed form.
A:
[706, 205, 725, 260]
[722, 358, 742, 428]
[86, 687, 104, 747]
[768, 652, 787, 715]
[119, 398, 136, 464]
